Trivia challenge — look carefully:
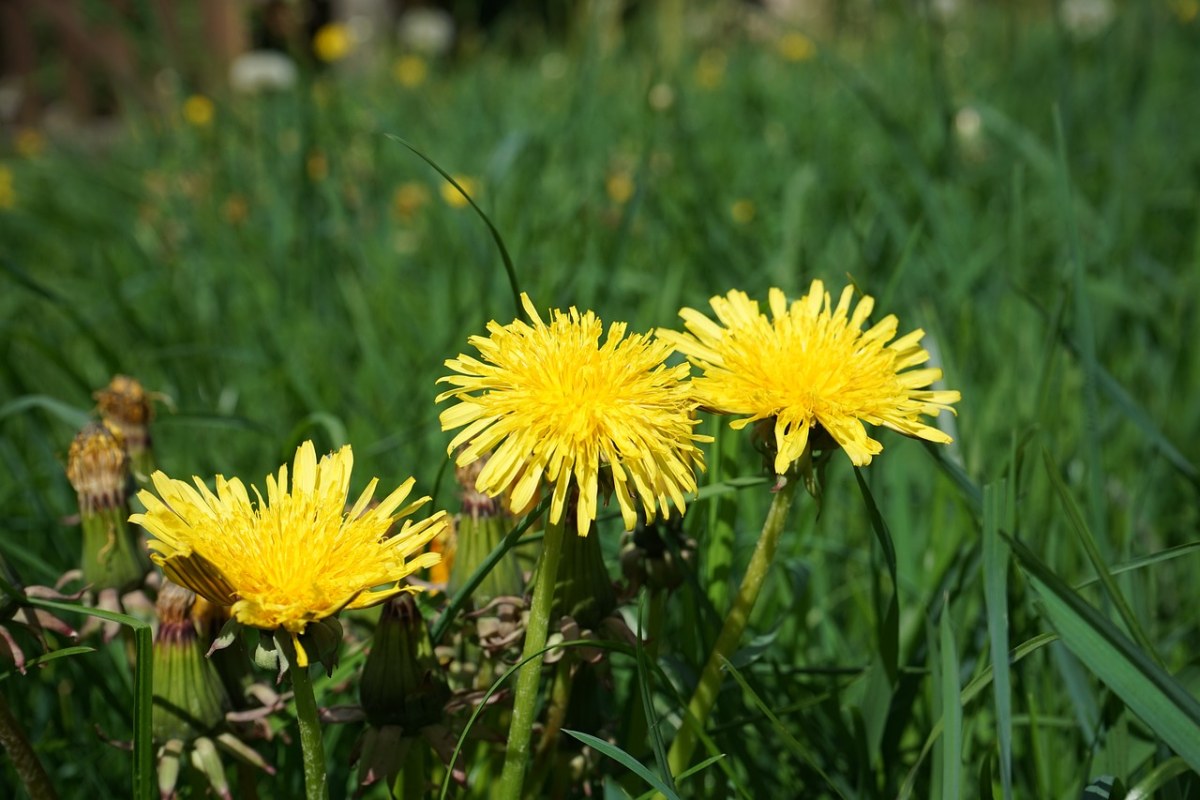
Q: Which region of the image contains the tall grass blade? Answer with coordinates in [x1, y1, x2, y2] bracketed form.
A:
[718, 657, 851, 800]
[563, 729, 680, 800]
[982, 481, 1013, 800]
[1042, 448, 1161, 665]
[385, 135, 525, 320]
[940, 596, 963, 800]
[1007, 536, 1200, 772]
[27, 598, 154, 800]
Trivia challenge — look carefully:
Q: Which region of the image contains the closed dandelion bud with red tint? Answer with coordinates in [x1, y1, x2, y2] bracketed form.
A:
[448, 454, 524, 603]
[152, 582, 231, 743]
[66, 423, 149, 591]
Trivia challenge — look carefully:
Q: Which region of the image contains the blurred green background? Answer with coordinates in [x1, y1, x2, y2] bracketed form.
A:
[3, 0, 1200, 797]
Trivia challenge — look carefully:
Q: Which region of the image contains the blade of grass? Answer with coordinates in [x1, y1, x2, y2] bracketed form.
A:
[1007, 535, 1200, 772]
[982, 481, 1013, 800]
[1053, 107, 1107, 549]
[564, 729, 680, 800]
[1043, 447, 1162, 666]
[26, 597, 154, 800]
[897, 632, 1059, 800]
[1124, 757, 1192, 800]
[941, 596, 963, 800]
[719, 657, 851, 800]
[385, 135, 525, 321]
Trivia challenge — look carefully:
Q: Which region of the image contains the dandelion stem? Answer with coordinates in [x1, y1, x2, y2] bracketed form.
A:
[666, 479, 800, 775]
[497, 513, 566, 800]
[283, 639, 329, 800]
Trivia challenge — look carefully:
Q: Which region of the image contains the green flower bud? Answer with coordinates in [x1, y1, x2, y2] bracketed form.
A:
[152, 582, 231, 743]
[360, 594, 449, 730]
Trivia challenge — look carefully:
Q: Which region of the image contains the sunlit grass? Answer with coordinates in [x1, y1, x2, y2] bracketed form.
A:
[2, 4, 1200, 797]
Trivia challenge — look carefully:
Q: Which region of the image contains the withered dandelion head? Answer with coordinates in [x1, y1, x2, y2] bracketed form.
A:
[130, 441, 446, 666]
[658, 281, 960, 474]
[437, 293, 709, 538]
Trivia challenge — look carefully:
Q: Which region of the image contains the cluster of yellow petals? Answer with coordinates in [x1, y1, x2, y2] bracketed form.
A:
[131, 442, 446, 665]
[657, 281, 960, 474]
[437, 293, 708, 538]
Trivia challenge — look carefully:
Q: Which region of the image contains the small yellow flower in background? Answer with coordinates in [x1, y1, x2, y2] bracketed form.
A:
[694, 49, 727, 90]
[313, 23, 353, 63]
[1172, 0, 1199, 22]
[306, 150, 328, 182]
[15, 128, 45, 158]
[130, 441, 447, 666]
[393, 54, 429, 88]
[440, 175, 477, 208]
[0, 166, 14, 210]
[606, 171, 635, 205]
[658, 281, 960, 474]
[438, 294, 709, 538]
[730, 199, 756, 224]
[182, 95, 215, 128]
[222, 193, 249, 225]
[392, 181, 429, 221]
[777, 32, 816, 62]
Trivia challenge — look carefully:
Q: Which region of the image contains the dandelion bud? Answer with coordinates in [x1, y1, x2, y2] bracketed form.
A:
[448, 453, 524, 603]
[152, 582, 232, 743]
[94, 375, 156, 482]
[67, 423, 148, 591]
[553, 518, 617, 630]
[360, 594, 449, 731]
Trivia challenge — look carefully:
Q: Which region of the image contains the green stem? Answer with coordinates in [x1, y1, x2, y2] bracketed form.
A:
[0, 689, 57, 799]
[496, 514, 566, 800]
[667, 480, 800, 776]
[283, 639, 329, 800]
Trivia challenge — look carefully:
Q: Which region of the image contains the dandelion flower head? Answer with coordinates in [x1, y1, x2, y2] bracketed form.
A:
[658, 281, 960, 474]
[131, 441, 446, 665]
[438, 293, 708, 538]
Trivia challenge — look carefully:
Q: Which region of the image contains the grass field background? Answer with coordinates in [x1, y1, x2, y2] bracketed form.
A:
[3, 2, 1200, 797]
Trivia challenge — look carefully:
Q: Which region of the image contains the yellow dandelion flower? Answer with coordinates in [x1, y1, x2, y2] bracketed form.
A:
[0, 166, 14, 210]
[393, 54, 429, 88]
[658, 282, 960, 473]
[392, 181, 429, 222]
[182, 95, 215, 128]
[313, 23, 353, 63]
[606, 171, 635, 205]
[130, 441, 447, 666]
[777, 32, 816, 62]
[15, 128, 45, 158]
[730, 199, 756, 224]
[306, 151, 328, 182]
[440, 175, 477, 208]
[694, 49, 727, 90]
[437, 293, 709, 538]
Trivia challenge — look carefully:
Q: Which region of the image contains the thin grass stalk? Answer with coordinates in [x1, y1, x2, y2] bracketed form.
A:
[666, 479, 800, 775]
[496, 514, 566, 800]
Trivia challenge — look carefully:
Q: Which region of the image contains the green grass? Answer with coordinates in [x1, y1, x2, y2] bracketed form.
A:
[3, 3, 1200, 797]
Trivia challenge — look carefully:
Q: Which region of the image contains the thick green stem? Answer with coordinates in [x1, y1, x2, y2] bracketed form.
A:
[283, 639, 329, 800]
[496, 514, 566, 800]
[667, 480, 800, 776]
[0, 689, 57, 799]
